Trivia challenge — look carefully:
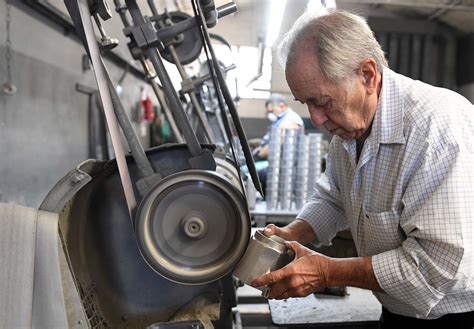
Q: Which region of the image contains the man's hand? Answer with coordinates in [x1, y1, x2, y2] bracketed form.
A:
[263, 224, 294, 241]
[264, 220, 316, 245]
[251, 241, 330, 299]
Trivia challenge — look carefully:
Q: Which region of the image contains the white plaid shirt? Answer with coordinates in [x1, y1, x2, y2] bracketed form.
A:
[298, 67, 474, 319]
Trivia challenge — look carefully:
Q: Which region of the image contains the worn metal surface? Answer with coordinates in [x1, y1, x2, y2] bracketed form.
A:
[269, 287, 381, 326]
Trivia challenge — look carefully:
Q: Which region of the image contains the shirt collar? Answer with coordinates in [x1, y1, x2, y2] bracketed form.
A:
[370, 67, 406, 145]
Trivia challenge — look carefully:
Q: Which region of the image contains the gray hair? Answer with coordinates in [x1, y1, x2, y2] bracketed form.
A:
[277, 10, 388, 84]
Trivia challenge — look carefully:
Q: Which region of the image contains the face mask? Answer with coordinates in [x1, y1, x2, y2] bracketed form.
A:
[267, 112, 278, 122]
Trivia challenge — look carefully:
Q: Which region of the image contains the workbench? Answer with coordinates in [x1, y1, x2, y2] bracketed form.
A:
[268, 287, 382, 328]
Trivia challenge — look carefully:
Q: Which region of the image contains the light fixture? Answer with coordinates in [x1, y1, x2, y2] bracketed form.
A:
[265, 0, 288, 47]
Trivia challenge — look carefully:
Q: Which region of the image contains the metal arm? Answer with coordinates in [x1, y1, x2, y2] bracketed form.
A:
[124, 0, 204, 157]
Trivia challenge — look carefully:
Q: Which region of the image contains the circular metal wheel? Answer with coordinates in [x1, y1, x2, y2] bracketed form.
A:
[160, 11, 203, 65]
[135, 170, 250, 285]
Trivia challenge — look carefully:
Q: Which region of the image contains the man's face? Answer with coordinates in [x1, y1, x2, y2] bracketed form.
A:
[266, 103, 285, 116]
[285, 52, 374, 141]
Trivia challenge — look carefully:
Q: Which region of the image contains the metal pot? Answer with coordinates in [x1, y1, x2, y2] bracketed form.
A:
[233, 230, 292, 296]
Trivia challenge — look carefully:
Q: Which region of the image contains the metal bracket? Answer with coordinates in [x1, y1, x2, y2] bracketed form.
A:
[135, 172, 162, 197]
[188, 149, 216, 170]
[39, 159, 102, 213]
[88, 0, 113, 20]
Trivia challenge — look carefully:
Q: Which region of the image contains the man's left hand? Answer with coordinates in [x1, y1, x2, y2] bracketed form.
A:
[251, 241, 331, 299]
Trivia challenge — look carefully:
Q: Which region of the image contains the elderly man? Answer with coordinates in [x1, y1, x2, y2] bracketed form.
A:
[251, 10, 474, 328]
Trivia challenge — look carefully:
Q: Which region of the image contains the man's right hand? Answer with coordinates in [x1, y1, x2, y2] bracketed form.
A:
[263, 219, 316, 245]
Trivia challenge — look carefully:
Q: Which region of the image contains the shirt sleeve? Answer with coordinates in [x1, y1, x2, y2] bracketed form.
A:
[372, 140, 474, 317]
[297, 140, 347, 246]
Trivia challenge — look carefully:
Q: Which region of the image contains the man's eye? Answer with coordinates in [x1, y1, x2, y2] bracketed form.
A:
[314, 101, 330, 110]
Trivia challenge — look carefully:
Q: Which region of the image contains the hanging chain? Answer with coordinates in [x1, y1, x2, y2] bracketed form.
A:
[3, 0, 16, 94]
[5, 0, 12, 83]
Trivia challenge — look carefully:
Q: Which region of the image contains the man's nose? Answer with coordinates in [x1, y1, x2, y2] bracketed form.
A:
[310, 108, 328, 126]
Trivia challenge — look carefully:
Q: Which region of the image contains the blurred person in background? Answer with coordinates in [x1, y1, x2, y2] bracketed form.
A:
[252, 93, 304, 192]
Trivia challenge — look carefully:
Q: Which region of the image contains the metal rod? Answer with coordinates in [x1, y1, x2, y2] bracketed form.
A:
[216, 3, 237, 18]
[147, 0, 159, 15]
[107, 76, 155, 178]
[93, 13, 107, 38]
[147, 0, 214, 144]
[156, 17, 198, 43]
[147, 75, 185, 143]
[125, 0, 202, 156]
[168, 46, 215, 144]
[192, 64, 236, 87]
[194, 0, 263, 195]
[114, 0, 132, 26]
[153, 3, 237, 43]
[114, 0, 184, 143]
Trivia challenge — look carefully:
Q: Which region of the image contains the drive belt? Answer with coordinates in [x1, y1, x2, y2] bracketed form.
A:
[75, 0, 137, 217]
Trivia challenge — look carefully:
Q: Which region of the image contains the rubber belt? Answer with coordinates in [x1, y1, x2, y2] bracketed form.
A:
[193, 0, 264, 196]
[76, 0, 137, 217]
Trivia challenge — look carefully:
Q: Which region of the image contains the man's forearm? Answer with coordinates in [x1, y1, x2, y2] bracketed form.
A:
[326, 256, 383, 292]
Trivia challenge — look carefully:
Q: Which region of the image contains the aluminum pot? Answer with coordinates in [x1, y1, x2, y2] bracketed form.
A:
[233, 230, 292, 296]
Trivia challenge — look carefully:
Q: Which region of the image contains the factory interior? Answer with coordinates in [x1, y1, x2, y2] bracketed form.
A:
[1, 0, 474, 328]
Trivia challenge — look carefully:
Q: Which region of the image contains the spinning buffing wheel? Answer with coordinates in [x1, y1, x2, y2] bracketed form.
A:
[135, 169, 250, 285]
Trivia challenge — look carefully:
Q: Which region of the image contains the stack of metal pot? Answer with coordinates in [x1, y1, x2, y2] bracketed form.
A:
[265, 126, 282, 210]
[294, 134, 310, 210]
[306, 133, 324, 199]
[266, 129, 324, 211]
[278, 129, 298, 210]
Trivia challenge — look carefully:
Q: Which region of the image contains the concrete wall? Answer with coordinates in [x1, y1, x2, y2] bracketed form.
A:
[0, 2, 147, 207]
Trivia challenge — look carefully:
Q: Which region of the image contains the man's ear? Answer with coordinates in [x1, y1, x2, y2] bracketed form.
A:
[359, 59, 378, 94]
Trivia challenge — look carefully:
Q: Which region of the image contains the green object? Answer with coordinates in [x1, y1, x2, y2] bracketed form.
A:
[161, 119, 171, 142]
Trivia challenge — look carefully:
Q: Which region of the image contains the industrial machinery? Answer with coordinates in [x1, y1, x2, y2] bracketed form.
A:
[39, 0, 263, 328]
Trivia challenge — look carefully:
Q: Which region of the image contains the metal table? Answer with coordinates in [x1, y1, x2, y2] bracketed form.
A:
[268, 287, 382, 328]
